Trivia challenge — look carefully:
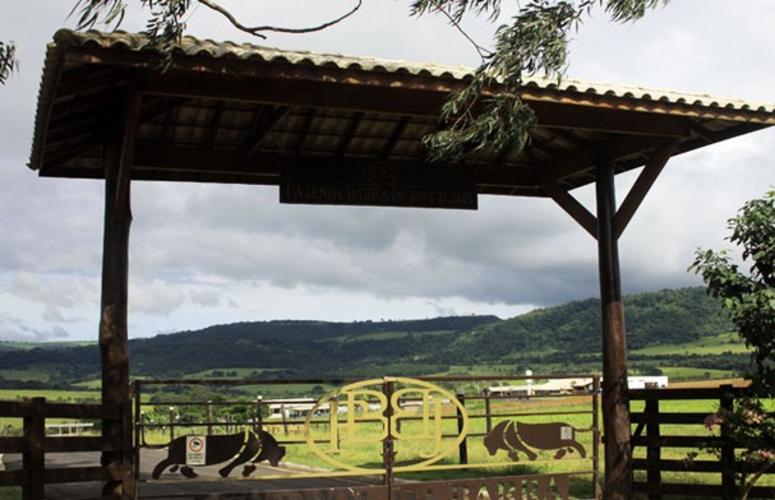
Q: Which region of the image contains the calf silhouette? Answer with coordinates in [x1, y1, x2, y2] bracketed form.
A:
[484, 421, 585, 462]
[152, 430, 285, 479]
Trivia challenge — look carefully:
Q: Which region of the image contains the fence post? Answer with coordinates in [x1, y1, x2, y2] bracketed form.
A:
[168, 407, 175, 443]
[592, 376, 602, 500]
[206, 401, 214, 436]
[720, 384, 736, 500]
[22, 397, 45, 500]
[456, 391, 468, 465]
[121, 397, 134, 499]
[254, 397, 263, 433]
[281, 404, 289, 435]
[484, 393, 492, 433]
[645, 397, 661, 500]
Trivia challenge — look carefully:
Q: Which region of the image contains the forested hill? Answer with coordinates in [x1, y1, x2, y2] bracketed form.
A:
[0, 287, 739, 382]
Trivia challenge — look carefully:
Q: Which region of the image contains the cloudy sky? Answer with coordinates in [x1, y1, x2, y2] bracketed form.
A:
[1, 1, 773, 342]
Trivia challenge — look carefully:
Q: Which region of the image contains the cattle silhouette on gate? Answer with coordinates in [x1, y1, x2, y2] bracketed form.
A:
[484, 421, 585, 462]
[152, 430, 285, 479]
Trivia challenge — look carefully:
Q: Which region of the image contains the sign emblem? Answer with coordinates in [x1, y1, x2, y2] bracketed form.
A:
[304, 377, 469, 473]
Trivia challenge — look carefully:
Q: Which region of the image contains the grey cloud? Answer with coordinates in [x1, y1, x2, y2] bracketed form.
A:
[1, 1, 775, 339]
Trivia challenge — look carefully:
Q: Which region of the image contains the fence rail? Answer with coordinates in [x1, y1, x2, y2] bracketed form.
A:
[630, 384, 775, 499]
[0, 396, 130, 499]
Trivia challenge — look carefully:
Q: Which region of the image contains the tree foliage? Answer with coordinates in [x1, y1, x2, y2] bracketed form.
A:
[408, 0, 669, 161]
[691, 190, 775, 394]
[690, 190, 775, 497]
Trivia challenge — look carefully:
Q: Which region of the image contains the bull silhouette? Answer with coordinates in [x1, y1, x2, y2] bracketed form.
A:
[152, 430, 285, 479]
[484, 421, 585, 462]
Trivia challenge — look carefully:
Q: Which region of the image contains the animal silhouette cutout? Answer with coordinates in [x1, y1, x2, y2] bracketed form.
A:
[152, 430, 285, 479]
[484, 421, 585, 462]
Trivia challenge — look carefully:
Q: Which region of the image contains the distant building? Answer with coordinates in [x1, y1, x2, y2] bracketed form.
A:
[485, 376, 668, 398]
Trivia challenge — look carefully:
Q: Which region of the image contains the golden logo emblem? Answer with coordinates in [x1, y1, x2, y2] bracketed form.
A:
[303, 377, 469, 473]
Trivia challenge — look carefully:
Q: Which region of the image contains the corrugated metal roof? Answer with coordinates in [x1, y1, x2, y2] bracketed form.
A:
[51, 29, 775, 114]
[27, 29, 775, 196]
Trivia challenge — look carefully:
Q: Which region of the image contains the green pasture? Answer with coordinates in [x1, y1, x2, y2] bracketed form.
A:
[658, 366, 737, 380]
[631, 332, 748, 357]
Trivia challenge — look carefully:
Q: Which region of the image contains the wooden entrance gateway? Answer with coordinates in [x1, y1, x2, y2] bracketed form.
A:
[25, 29, 775, 498]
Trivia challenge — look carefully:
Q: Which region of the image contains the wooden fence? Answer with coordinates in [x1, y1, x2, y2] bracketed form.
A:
[0, 397, 131, 499]
[630, 385, 775, 499]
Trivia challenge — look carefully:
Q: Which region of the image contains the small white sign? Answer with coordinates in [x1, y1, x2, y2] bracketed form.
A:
[560, 426, 573, 441]
[186, 436, 207, 466]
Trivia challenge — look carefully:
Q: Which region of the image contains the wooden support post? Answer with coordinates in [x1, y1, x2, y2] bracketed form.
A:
[645, 398, 662, 500]
[206, 401, 214, 435]
[595, 157, 632, 499]
[100, 90, 140, 497]
[456, 391, 468, 465]
[22, 397, 45, 500]
[720, 385, 736, 500]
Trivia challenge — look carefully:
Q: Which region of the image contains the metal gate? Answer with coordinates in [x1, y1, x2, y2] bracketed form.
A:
[133, 375, 600, 499]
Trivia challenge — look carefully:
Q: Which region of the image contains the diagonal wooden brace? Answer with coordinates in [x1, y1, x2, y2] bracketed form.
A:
[541, 177, 598, 239]
[613, 140, 678, 239]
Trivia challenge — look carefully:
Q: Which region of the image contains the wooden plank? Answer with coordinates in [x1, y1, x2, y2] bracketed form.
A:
[631, 412, 711, 425]
[44, 465, 121, 484]
[45, 436, 121, 453]
[634, 458, 722, 473]
[0, 400, 32, 417]
[0, 436, 25, 453]
[630, 388, 738, 400]
[43, 403, 117, 420]
[0, 469, 25, 486]
[632, 435, 724, 448]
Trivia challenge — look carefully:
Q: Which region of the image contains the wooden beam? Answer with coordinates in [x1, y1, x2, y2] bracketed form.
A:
[541, 178, 598, 239]
[595, 155, 632, 500]
[613, 140, 678, 238]
[131, 144, 539, 189]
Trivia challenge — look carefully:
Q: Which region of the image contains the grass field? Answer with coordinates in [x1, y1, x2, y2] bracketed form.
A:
[631, 332, 749, 357]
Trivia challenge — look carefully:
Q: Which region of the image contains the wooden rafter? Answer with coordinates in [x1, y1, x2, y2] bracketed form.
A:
[381, 116, 410, 158]
[294, 109, 316, 155]
[244, 105, 290, 158]
[336, 112, 364, 158]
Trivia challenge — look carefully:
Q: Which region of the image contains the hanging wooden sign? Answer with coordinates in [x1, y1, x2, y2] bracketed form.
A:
[280, 161, 478, 210]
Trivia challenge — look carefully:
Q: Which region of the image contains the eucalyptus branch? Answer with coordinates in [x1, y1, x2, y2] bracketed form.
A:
[0, 41, 18, 85]
[197, 0, 363, 39]
[433, 3, 493, 61]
